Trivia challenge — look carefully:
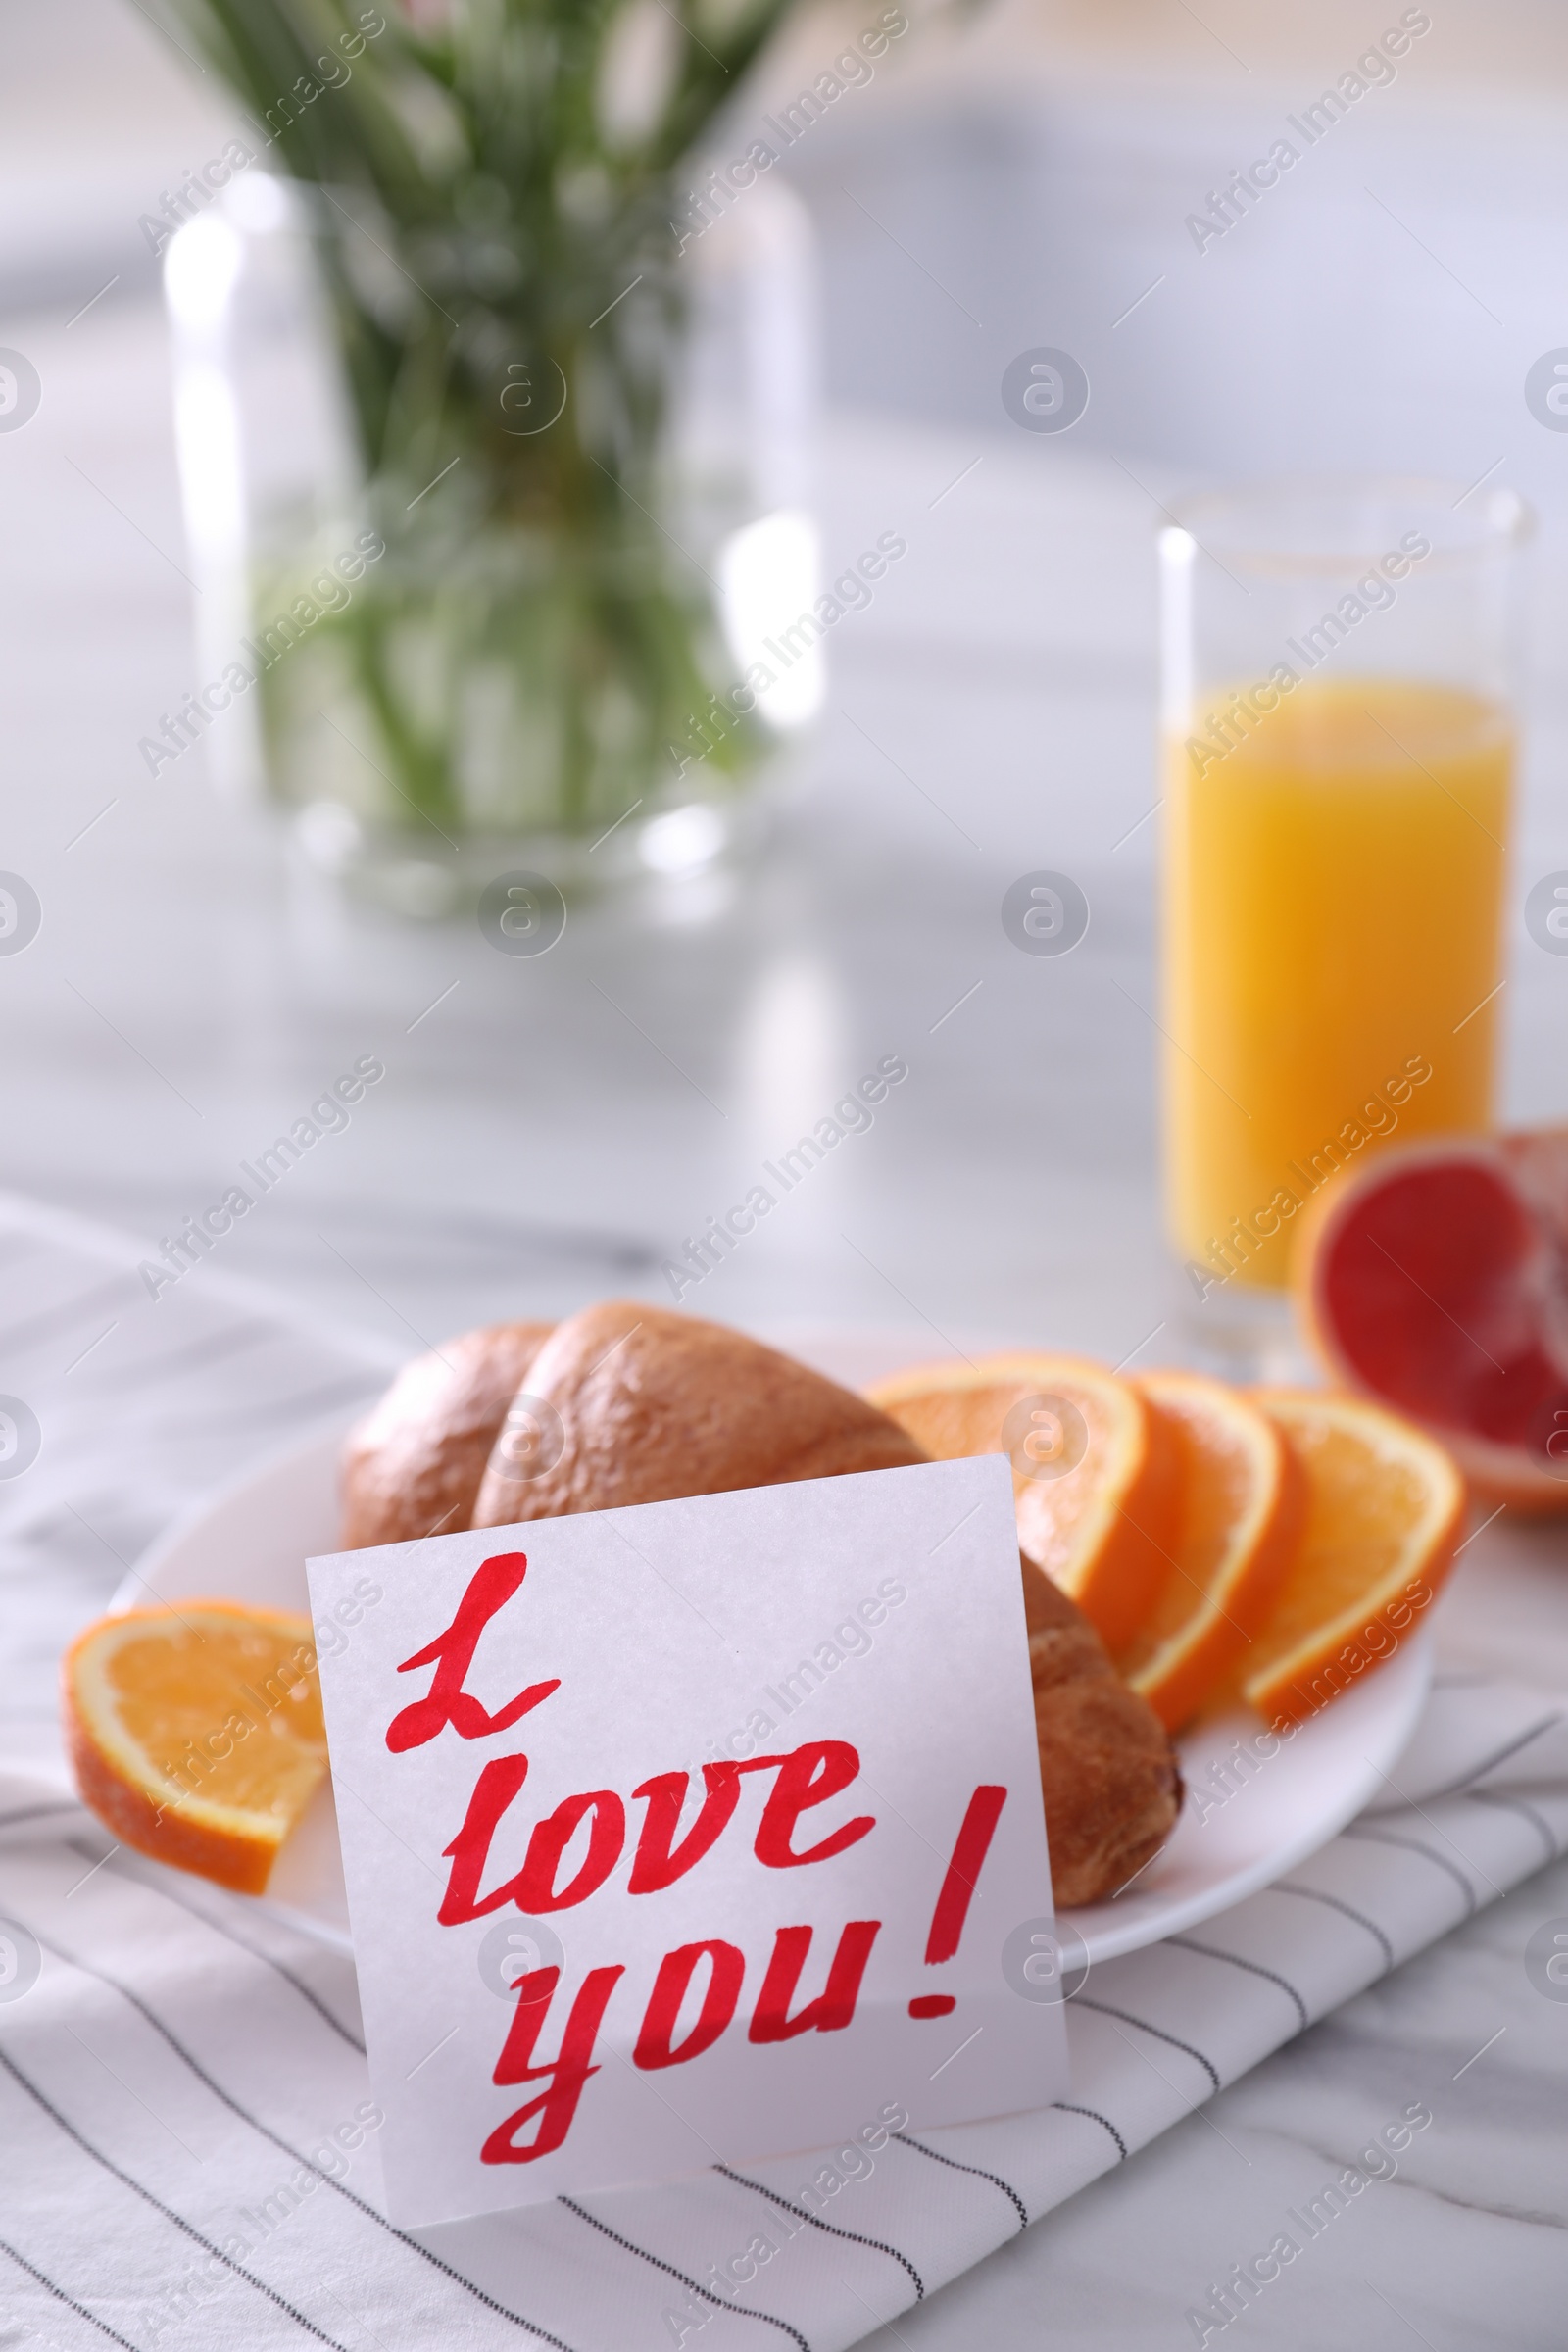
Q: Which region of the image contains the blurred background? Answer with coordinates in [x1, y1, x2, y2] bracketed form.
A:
[2, 0, 1565, 1365]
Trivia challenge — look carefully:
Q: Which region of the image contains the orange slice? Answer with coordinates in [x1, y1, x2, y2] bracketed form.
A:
[865, 1352, 1179, 1647]
[1114, 1371, 1300, 1730]
[63, 1602, 328, 1894]
[1234, 1391, 1465, 1727]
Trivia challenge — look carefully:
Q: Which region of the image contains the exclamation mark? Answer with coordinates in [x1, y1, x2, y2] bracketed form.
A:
[908, 1784, 1007, 2019]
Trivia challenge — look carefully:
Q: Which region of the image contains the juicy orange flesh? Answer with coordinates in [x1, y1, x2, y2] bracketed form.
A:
[1117, 1396, 1256, 1674]
[880, 1382, 1024, 1465]
[1241, 1417, 1429, 1672]
[882, 1378, 1122, 1582]
[106, 1622, 326, 1820]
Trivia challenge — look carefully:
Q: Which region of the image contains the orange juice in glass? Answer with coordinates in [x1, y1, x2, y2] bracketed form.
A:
[1158, 479, 1527, 1355]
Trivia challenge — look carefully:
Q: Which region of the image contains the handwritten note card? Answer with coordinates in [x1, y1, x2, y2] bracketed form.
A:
[308, 1455, 1065, 2225]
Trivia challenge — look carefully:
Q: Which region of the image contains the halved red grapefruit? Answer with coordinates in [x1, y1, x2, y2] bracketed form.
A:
[1295, 1127, 1568, 1510]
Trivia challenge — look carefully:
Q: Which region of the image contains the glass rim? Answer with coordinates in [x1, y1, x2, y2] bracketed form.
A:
[1159, 472, 1532, 578]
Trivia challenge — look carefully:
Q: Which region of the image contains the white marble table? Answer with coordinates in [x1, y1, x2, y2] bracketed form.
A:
[2, 146, 1567, 2352]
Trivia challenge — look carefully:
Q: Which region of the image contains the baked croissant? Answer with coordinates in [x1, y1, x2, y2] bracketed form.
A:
[471, 1300, 926, 1524]
[1022, 1557, 1181, 1905]
[340, 1318, 555, 1550]
[340, 1301, 1180, 1902]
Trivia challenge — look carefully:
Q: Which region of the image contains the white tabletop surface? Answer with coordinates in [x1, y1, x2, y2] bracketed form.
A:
[3, 47, 1568, 2336]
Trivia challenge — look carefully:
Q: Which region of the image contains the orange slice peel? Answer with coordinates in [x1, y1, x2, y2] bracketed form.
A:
[1117, 1369, 1301, 1731]
[1236, 1389, 1465, 1726]
[63, 1601, 328, 1894]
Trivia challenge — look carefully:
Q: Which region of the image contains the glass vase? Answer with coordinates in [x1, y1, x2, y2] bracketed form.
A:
[164, 168, 818, 917]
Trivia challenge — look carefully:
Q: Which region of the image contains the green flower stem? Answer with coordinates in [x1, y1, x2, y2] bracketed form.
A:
[158, 0, 798, 840]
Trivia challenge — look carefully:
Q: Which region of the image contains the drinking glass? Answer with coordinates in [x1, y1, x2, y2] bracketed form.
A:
[1158, 475, 1529, 1368]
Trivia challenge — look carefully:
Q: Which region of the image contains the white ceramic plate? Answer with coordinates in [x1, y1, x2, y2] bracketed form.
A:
[112, 1333, 1432, 1968]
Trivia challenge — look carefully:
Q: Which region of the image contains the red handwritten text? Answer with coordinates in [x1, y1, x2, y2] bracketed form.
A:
[386, 1552, 559, 1753]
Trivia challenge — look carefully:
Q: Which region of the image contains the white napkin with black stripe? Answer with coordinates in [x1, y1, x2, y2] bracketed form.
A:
[1, 1195, 1565, 2352]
